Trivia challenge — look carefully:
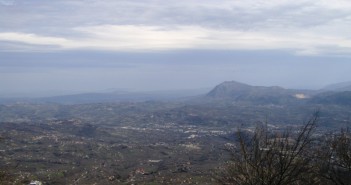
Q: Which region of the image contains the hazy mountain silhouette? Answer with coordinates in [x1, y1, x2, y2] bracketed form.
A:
[310, 91, 351, 106]
[321, 81, 351, 92]
[1, 81, 351, 106]
[206, 81, 311, 104]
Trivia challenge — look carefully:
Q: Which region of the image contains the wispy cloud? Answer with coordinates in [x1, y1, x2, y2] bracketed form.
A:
[1, 25, 350, 55]
[0, 32, 70, 47]
[0, 0, 351, 55]
[0, 0, 14, 6]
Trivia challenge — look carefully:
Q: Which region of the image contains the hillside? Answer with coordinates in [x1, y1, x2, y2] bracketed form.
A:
[321, 81, 351, 92]
[206, 81, 311, 104]
[310, 91, 351, 106]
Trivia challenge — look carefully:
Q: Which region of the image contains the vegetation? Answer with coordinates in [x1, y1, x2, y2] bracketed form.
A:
[318, 128, 351, 185]
[219, 112, 351, 185]
[219, 113, 319, 185]
[1, 82, 351, 184]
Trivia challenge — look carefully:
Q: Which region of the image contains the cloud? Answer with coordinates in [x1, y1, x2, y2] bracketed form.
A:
[0, 32, 70, 46]
[0, 0, 14, 6]
[0, 0, 351, 55]
[1, 25, 351, 55]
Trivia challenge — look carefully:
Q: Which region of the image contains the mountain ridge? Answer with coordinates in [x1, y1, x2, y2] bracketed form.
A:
[206, 81, 312, 104]
[1, 80, 351, 105]
[321, 81, 351, 92]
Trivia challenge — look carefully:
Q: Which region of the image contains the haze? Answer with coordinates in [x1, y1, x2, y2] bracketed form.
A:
[1, 0, 351, 97]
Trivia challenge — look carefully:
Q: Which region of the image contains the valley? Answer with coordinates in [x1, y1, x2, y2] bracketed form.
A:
[0, 81, 351, 184]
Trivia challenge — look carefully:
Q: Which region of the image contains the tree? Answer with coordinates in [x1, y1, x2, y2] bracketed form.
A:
[318, 128, 351, 185]
[218, 112, 320, 185]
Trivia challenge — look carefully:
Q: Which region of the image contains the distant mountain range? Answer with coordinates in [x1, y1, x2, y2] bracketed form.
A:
[321, 81, 351, 92]
[206, 81, 313, 104]
[309, 91, 351, 106]
[0, 88, 210, 104]
[205, 81, 351, 106]
[37, 91, 196, 104]
[1, 81, 351, 105]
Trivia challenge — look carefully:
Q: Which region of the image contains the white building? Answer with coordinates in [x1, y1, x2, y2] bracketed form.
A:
[29, 180, 42, 185]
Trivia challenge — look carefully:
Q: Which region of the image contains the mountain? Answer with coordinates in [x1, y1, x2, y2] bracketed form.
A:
[207, 81, 252, 98]
[206, 81, 311, 104]
[321, 81, 351, 92]
[310, 91, 351, 106]
[3, 81, 351, 106]
[0, 88, 210, 105]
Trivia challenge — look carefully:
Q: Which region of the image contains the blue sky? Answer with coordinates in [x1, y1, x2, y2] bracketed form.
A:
[1, 0, 351, 97]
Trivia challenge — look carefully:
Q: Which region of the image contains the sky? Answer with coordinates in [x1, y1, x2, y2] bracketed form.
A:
[1, 0, 351, 97]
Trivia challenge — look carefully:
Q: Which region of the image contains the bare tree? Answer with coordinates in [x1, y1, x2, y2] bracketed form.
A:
[219, 112, 320, 185]
[318, 128, 351, 185]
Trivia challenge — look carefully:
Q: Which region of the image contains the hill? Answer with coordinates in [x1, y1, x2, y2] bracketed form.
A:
[206, 81, 311, 104]
[321, 81, 351, 92]
[0, 89, 209, 104]
[310, 91, 351, 106]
